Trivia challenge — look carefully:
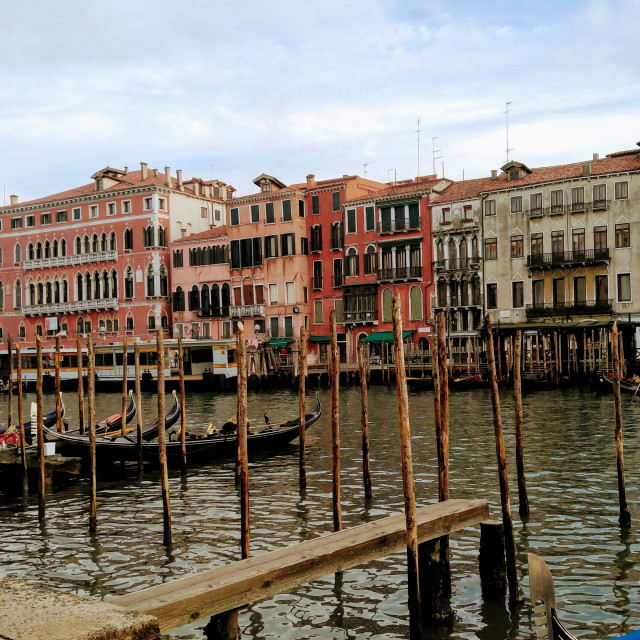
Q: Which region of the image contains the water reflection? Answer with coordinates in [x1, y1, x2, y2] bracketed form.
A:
[0, 386, 639, 639]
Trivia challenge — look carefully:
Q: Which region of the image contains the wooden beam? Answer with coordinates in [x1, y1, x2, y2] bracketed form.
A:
[114, 499, 488, 633]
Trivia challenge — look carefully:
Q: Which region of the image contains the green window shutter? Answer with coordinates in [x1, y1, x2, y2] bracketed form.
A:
[381, 207, 391, 232]
[312, 195, 319, 214]
[332, 191, 340, 211]
[409, 203, 420, 229]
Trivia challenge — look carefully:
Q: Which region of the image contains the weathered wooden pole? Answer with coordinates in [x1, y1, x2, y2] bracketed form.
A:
[36, 335, 45, 518]
[236, 321, 250, 558]
[357, 340, 372, 500]
[16, 343, 26, 470]
[611, 323, 631, 528]
[133, 344, 143, 462]
[513, 331, 529, 517]
[329, 310, 342, 532]
[392, 294, 422, 629]
[76, 337, 85, 434]
[466, 337, 471, 374]
[483, 315, 518, 605]
[535, 331, 541, 376]
[87, 336, 97, 534]
[121, 340, 128, 436]
[178, 337, 187, 473]
[497, 335, 503, 381]
[55, 333, 62, 433]
[7, 337, 13, 431]
[156, 330, 171, 545]
[298, 327, 308, 491]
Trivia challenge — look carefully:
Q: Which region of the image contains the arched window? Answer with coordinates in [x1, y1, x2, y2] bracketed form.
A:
[158, 225, 167, 247]
[19, 322, 26, 340]
[221, 283, 231, 313]
[381, 287, 393, 323]
[126, 312, 134, 333]
[409, 286, 423, 321]
[106, 316, 113, 333]
[143, 225, 154, 248]
[159, 265, 168, 297]
[28, 281, 35, 306]
[83, 235, 90, 254]
[173, 286, 184, 312]
[60, 319, 68, 337]
[447, 238, 456, 266]
[93, 271, 100, 299]
[91, 234, 99, 253]
[211, 284, 220, 315]
[435, 240, 444, 263]
[148, 311, 156, 331]
[76, 273, 83, 301]
[27, 243, 34, 261]
[54, 280, 60, 303]
[52, 239, 59, 257]
[60, 239, 67, 256]
[146, 265, 155, 297]
[14, 243, 22, 264]
[346, 247, 359, 277]
[36, 242, 42, 259]
[100, 233, 107, 252]
[110, 269, 118, 299]
[14, 280, 22, 308]
[45, 280, 52, 304]
[77, 316, 85, 336]
[75, 236, 82, 254]
[37, 280, 44, 305]
[124, 267, 134, 299]
[84, 317, 92, 334]
[124, 228, 133, 251]
[62, 279, 68, 302]
[44, 240, 51, 258]
[0, 282, 4, 310]
[161, 312, 169, 330]
[364, 245, 377, 275]
[102, 270, 110, 298]
[109, 232, 116, 251]
[85, 273, 92, 300]
[201, 284, 210, 313]
[189, 285, 200, 311]
[35, 321, 43, 337]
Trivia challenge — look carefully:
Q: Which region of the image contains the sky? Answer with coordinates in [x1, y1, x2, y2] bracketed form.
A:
[1, 0, 639, 203]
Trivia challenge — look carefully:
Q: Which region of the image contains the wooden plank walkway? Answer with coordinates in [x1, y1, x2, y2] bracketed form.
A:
[114, 498, 488, 633]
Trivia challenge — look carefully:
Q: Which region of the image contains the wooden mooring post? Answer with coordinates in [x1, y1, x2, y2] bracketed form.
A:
[483, 314, 518, 606]
[134, 343, 143, 468]
[87, 336, 97, 534]
[156, 330, 171, 545]
[6, 338, 13, 432]
[55, 333, 62, 432]
[16, 343, 26, 471]
[513, 331, 529, 517]
[36, 335, 45, 519]
[178, 337, 187, 473]
[611, 322, 631, 529]
[236, 321, 250, 559]
[298, 327, 307, 491]
[76, 337, 85, 435]
[357, 341, 372, 500]
[329, 310, 342, 532]
[121, 340, 128, 436]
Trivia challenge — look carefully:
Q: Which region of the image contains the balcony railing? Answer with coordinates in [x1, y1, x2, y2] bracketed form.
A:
[377, 266, 423, 282]
[526, 299, 612, 318]
[570, 202, 586, 213]
[198, 307, 230, 318]
[433, 297, 483, 310]
[332, 274, 344, 288]
[526, 201, 610, 218]
[23, 298, 119, 316]
[329, 236, 343, 250]
[549, 204, 565, 215]
[379, 220, 420, 234]
[526, 248, 610, 269]
[592, 199, 609, 210]
[228, 304, 265, 317]
[527, 207, 544, 218]
[343, 309, 378, 323]
[433, 258, 481, 271]
[24, 250, 118, 270]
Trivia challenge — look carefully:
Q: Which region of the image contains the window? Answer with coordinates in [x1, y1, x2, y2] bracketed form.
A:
[531, 233, 543, 256]
[280, 233, 295, 257]
[615, 223, 630, 248]
[19, 323, 26, 340]
[268, 283, 278, 305]
[89, 205, 98, 218]
[25, 215, 35, 228]
[14, 280, 22, 308]
[512, 281, 523, 308]
[310, 226, 322, 252]
[282, 200, 292, 222]
[408, 202, 419, 229]
[215, 209, 221, 221]
[346, 209, 356, 234]
[510, 235, 523, 258]
[312, 195, 319, 215]
[550, 190, 564, 214]
[285, 281, 295, 305]
[158, 198, 167, 211]
[125, 267, 134, 299]
[617, 274, 631, 302]
[107, 203, 116, 216]
[571, 187, 585, 211]
[40, 212, 51, 225]
[269, 316, 279, 338]
[381, 288, 393, 322]
[365, 206, 375, 232]
[73, 207, 81, 220]
[595, 275, 608, 303]
[298, 200, 305, 217]
[265, 235, 278, 259]
[333, 258, 343, 287]
[364, 245, 377, 274]
[312, 261, 323, 290]
[265, 202, 275, 224]
[124, 228, 133, 251]
[250, 204, 259, 223]
[56, 210, 67, 223]
[440, 207, 450, 224]
[532, 280, 544, 307]
[572, 229, 585, 256]
[11, 217, 22, 229]
[14, 244, 21, 264]
[301, 237, 309, 255]
[122, 200, 131, 214]
[486, 283, 498, 309]
[334, 300, 344, 323]
[409, 286, 423, 321]
[593, 184, 607, 208]
[332, 191, 340, 212]
[284, 315, 294, 337]
[173, 249, 183, 268]
[553, 278, 565, 305]
[230, 208, 239, 226]
[510, 197, 522, 213]
[551, 230, 564, 256]
[345, 247, 358, 277]
[484, 200, 496, 216]
[484, 238, 497, 260]
[530, 193, 542, 215]
[314, 300, 323, 324]
[615, 181, 629, 200]
[573, 276, 586, 304]
[146, 266, 155, 297]
[594, 226, 607, 251]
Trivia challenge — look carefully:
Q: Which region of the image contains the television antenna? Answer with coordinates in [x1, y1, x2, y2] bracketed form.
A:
[505, 101, 514, 163]
[432, 137, 442, 176]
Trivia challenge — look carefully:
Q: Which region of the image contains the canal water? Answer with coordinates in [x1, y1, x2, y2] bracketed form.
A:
[1, 384, 640, 639]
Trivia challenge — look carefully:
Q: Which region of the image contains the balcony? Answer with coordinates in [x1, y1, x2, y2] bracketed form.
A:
[343, 309, 378, 324]
[24, 250, 118, 271]
[23, 298, 119, 316]
[228, 304, 265, 317]
[526, 248, 610, 270]
[549, 204, 565, 215]
[570, 202, 586, 213]
[378, 266, 423, 282]
[433, 258, 481, 272]
[379, 220, 421, 234]
[197, 307, 230, 318]
[592, 199, 609, 211]
[527, 207, 544, 218]
[526, 299, 613, 318]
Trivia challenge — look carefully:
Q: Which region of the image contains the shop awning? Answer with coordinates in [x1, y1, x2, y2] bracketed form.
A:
[363, 330, 414, 344]
[309, 335, 330, 343]
[267, 338, 295, 348]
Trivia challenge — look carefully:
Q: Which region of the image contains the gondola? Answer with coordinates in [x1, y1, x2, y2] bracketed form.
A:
[406, 376, 434, 390]
[0, 395, 67, 447]
[598, 372, 640, 395]
[142, 393, 322, 465]
[95, 390, 136, 433]
[529, 553, 640, 640]
[41, 391, 181, 460]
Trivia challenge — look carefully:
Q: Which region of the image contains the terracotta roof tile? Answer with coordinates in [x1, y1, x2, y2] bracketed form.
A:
[344, 178, 442, 205]
[171, 226, 228, 244]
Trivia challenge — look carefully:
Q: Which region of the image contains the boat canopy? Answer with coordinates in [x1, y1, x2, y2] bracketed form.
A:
[363, 330, 414, 344]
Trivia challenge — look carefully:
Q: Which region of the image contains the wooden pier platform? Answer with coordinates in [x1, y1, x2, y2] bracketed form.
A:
[0, 449, 82, 487]
[114, 498, 488, 633]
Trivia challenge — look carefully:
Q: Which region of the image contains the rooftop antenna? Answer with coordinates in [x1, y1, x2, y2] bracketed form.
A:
[210, 164, 213, 181]
[387, 168, 397, 185]
[505, 100, 514, 163]
[363, 162, 370, 178]
[432, 137, 442, 176]
[416, 118, 421, 176]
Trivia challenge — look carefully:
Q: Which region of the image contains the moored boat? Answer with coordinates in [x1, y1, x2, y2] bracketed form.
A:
[597, 372, 640, 395]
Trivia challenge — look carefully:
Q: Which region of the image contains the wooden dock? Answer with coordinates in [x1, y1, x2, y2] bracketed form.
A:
[113, 498, 488, 633]
[0, 449, 82, 487]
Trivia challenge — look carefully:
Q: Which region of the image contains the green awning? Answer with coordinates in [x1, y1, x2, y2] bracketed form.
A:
[363, 330, 414, 344]
[267, 338, 295, 347]
[309, 335, 330, 343]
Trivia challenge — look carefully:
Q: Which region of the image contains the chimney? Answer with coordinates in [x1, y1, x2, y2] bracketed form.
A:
[140, 162, 148, 180]
[124, 166, 129, 174]
[165, 166, 171, 187]
[582, 161, 592, 176]
[306, 174, 316, 188]
[593, 153, 600, 161]
[491, 169, 498, 180]
[194, 180, 201, 196]
[204, 185, 211, 198]
[9, 194, 18, 205]
[177, 170, 183, 191]
[153, 168, 158, 178]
